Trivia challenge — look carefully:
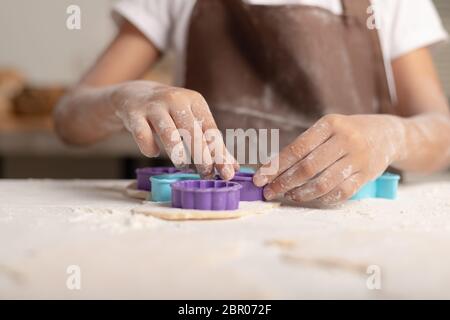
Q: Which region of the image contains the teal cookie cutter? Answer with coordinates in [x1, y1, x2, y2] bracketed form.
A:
[238, 167, 256, 174]
[352, 173, 400, 200]
[150, 173, 201, 202]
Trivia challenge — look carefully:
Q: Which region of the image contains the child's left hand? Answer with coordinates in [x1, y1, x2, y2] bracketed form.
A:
[253, 114, 406, 205]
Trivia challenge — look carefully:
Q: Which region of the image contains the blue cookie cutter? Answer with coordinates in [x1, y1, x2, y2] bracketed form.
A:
[352, 172, 400, 200]
[238, 167, 256, 174]
[150, 173, 201, 202]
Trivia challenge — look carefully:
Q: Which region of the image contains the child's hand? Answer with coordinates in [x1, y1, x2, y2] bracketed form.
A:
[253, 114, 406, 205]
[109, 81, 238, 179]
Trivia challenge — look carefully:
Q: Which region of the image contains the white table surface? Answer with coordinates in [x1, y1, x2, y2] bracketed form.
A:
[1, 176, 450, 299]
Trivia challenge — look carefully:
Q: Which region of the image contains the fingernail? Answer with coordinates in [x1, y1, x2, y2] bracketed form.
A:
[253, 174, 268, 187]
[264, 187, 275, 200]
[174, 162, 189, 170]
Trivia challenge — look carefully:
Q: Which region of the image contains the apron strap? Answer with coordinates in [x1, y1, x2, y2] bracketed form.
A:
[341, 0, 371, 21]
[341, 0, 393, 112]
[222, 0, 270, 79]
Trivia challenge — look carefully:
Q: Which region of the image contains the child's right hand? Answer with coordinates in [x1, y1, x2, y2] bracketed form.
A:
[109, 80, 238, 179]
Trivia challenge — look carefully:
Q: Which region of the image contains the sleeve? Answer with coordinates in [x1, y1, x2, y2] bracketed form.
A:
[112, 0, 173, 51]
[389, 0, 448, 59]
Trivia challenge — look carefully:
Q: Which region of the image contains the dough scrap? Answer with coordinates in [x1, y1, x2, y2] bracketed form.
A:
[133, 201, 280, 221]
[124, 182, 149, 200]
[265, 239, 298, 250]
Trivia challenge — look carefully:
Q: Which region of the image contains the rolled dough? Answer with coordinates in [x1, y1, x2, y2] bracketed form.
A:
[133, 201, 280, 221]
[124, 182, 150, 200]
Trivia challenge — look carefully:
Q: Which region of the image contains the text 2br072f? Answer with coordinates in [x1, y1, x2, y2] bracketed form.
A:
[222, 304, 272, 315]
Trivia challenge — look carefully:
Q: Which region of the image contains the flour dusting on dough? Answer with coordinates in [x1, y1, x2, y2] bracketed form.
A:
[133, 201, 280, 221]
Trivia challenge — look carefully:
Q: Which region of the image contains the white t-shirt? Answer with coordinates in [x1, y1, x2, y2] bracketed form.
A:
[113, 0, 448, 100]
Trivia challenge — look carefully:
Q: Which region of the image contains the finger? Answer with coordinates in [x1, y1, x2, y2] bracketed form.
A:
[126, 116, 160, 157]
[254, 116, 333, 187]
[191, 95, 237, 180]
[169, 105, 214, 178]
[203, 128, 238, 180]
[313, 173, 364, 205]
[147, 109, 189, 168]
[286, 157, 356, 203]
[263, 135, 347, 200]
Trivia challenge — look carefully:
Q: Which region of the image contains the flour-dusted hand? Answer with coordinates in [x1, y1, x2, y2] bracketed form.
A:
[253, 114, 407, 205]
[108, 81, 238, 179]
[54, 22, 237, 179]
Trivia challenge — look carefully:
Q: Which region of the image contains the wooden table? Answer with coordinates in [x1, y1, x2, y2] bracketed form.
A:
[1, 176, 450, 299]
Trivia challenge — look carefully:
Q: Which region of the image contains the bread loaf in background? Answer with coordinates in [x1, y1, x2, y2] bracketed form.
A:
[12, 86, 66, 116]
[0, 69, 25, 99]
[0, 69, 66, 117]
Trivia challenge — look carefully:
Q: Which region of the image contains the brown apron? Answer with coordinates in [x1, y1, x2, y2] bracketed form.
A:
[185, 0, 392, 151]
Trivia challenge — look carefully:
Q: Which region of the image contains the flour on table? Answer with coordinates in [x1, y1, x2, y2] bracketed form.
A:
[280, 253, 368, 275]
[69, 207, 163, 234]
[133, 201, 280, 221]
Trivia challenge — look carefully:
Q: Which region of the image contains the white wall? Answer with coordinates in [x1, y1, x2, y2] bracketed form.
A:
[0, 0, 116, 85]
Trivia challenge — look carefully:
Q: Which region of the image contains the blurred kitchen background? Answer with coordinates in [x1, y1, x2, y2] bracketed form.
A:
[0, 0, 449, 179]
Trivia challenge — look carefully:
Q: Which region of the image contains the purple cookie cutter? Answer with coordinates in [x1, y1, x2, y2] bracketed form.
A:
[231, 172, 264, 201]
[171, 180, 242, 211]
[136, 167, 190, 191]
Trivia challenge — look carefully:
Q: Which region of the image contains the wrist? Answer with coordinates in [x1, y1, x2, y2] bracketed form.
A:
[103, 84, 125, 126]
[384, 115, 409, 164]
[76, 85, 124, 135]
